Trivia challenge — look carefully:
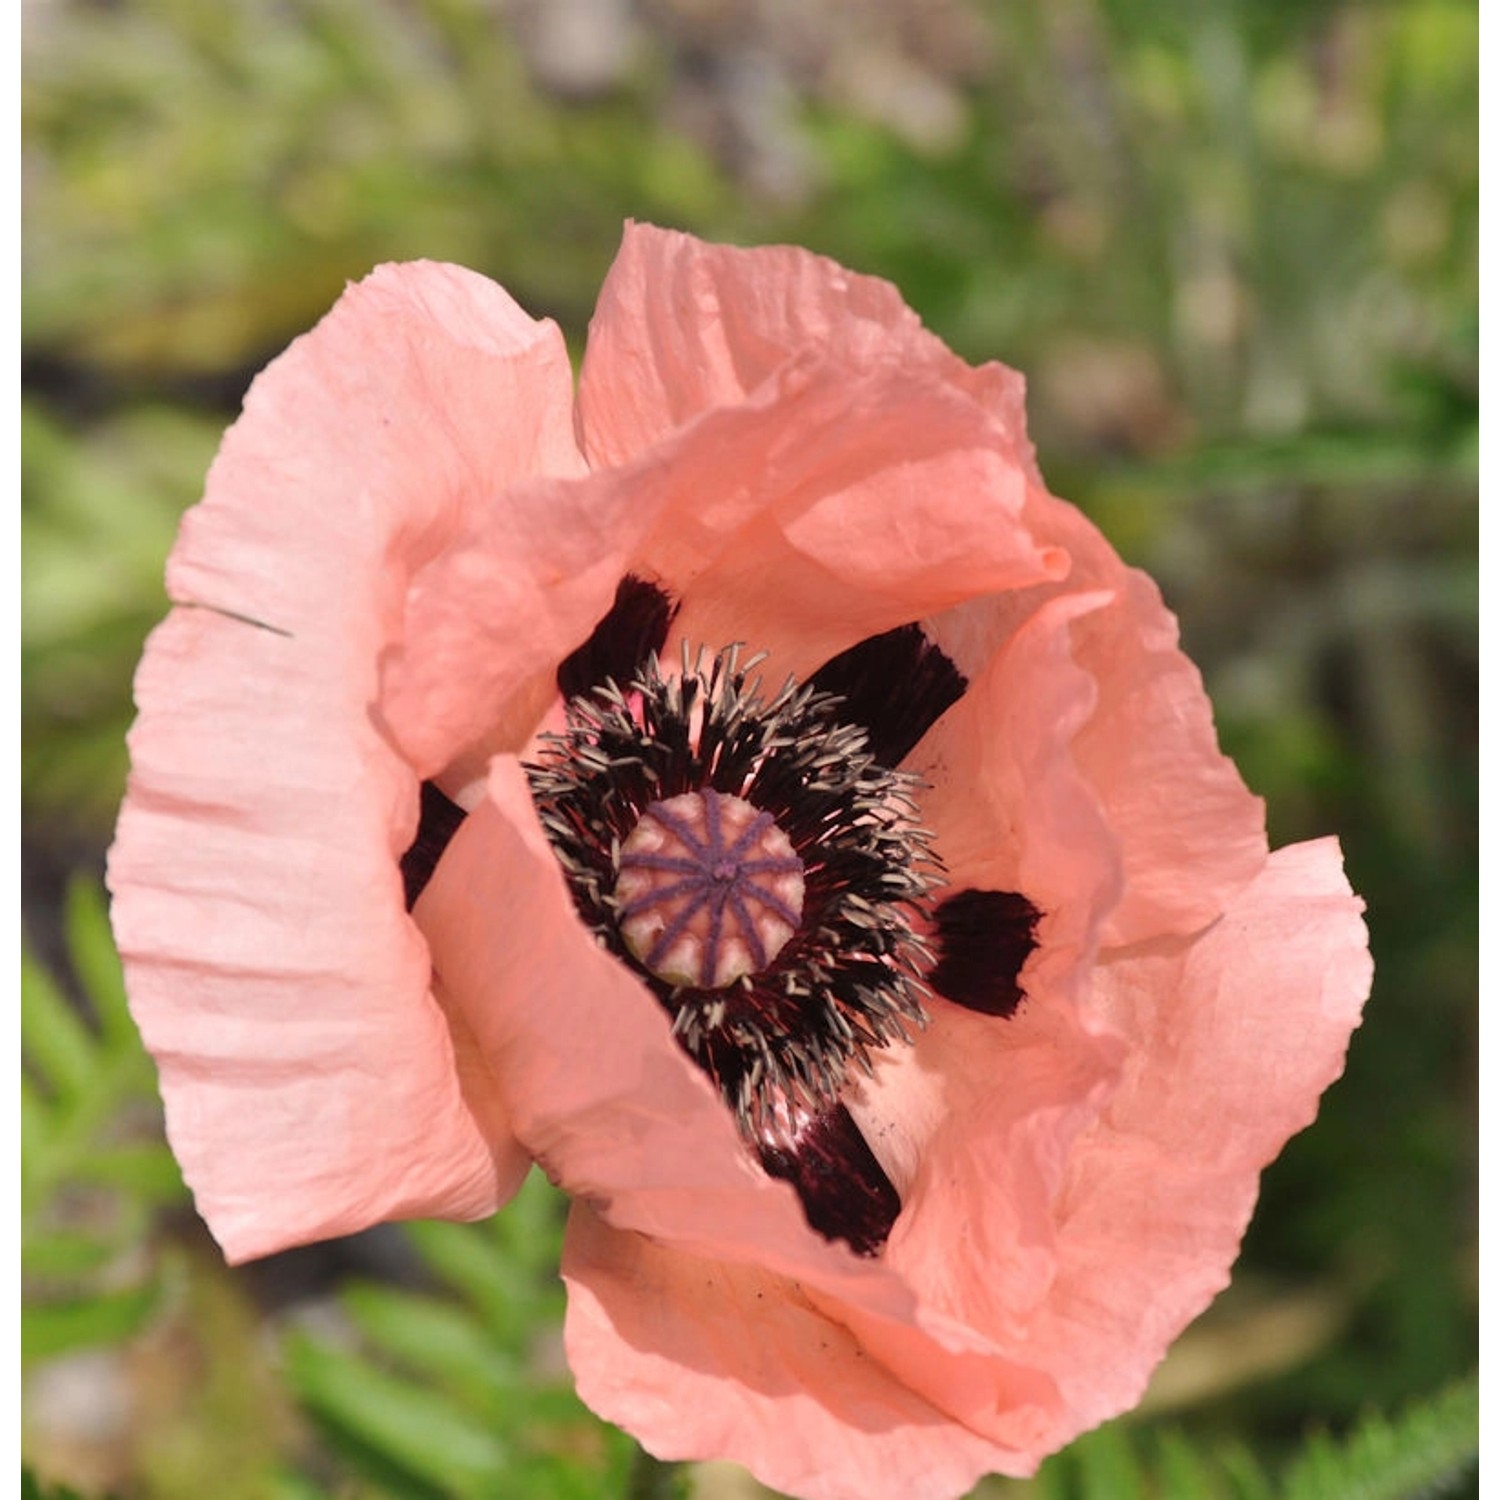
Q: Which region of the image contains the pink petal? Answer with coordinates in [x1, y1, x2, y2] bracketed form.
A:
[577, 222, 1065, 681]
[928, 484, 1269, 948]
[563, 1205, 1056, 1500]
[654, 369, 1067, 684]
[108, 261, 574, 1258]
[909, 589, 1122, 979]
[415, 758, 917, 1311]
[1017, 837, 1371, 1449]
[580, 223, 978, 468]
[419, 757, 1119, 1478]
[109, 611, 526, 1263]
[381, 468, 656, 786]
[843, 592, 1125, 1351]
[168, 262, 581, 648]
[1045, 493, 1267, 945]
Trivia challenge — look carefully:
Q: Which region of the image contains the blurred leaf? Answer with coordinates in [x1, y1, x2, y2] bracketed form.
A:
[22, 1468, 99, 1500]
[282, 1333, 511, 1494]
[22, 1285, 162, 1365]
[21, 400, 219, 835]
[285, 1175, 629, 1498]
[1282, 1374, 1479, 1500]
[21, 881, 186, 1364]
[1004, 1374, 1476, 1500]
[1107, 423, 1477, 496]
[341, 1282, 521, 1406]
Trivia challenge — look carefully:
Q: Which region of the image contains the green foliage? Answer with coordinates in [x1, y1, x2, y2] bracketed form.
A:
[22, 0, 736, 378]
[282, 1176, 632, 1499]
[21, 883, 188, 1365]
[1006, 1375, 1478, 1500]
[21, 401, 222, 830]
[22, 1467, 100, 1500]
[1282, 1376, 1479, 1500]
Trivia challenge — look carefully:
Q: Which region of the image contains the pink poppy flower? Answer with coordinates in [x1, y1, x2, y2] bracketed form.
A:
[107, 223, 1371, 1500]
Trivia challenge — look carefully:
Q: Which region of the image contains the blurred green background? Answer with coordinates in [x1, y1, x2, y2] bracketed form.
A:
[21, 1, 1477, 1497]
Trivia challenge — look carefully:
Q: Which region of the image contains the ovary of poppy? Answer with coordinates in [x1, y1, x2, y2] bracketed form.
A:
[107, 222, 1371, 1500]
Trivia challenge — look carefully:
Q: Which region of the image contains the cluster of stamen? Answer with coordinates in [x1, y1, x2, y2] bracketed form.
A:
[524, 646, 937, 1138]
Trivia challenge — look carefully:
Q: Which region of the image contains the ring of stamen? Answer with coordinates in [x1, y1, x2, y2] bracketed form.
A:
[615, 789, 806, 989]
[525, 645, 936, 1139]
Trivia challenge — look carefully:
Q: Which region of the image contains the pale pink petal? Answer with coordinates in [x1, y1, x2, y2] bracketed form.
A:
[1017, 837, 1371, 1450]
[169, 261, 581, 645]
[419, 758, 1102, 1455]
[380, 468, 658, 784]
[108, 261, 573, 1258]
[573, 224, 1063, 682]
[1044, 493, 1267, 946]
[580, 223, 993, 467]
[928, 485, 1269, 948]
[654, 371, 1066, 684]
[414, 758, 914, 1311]
[908, 590, 1122, 976]
[843, 594, 1124, 1347]
[108, 611, 526, 1263]
[563, 1205, 1056, 1500]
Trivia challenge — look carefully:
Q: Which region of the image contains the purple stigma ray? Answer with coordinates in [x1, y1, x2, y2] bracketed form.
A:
[616, 789, 806, 989]
[641, 799, 712, 862]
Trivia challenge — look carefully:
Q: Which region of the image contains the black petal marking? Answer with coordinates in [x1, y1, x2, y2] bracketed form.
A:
[808, 624, 967, 768]
[400, 781, 467, 910]
[556, 574, 676, 702]
[928, 888, 1041, 1017]
[758, 1103, 901, 1258]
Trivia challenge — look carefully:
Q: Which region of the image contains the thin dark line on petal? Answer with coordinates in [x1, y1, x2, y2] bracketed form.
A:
[928, 888, 1041, 1018]
[808, 623, 967, 767]
[401, 781, 468, 909]
[759, 1103, 901, 1257]
[180, 600, 295, 638]
[556, 574, 677, 701]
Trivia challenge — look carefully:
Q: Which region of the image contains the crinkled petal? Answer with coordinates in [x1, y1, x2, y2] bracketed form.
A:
[850, 586, 1124, 1195]
[928, 485, 1268, 948]
[654, 367, 1066, 684]
[580, 223, 1001, 467]
[1041, 494, 1267, 945]
[846, 592, 1125, 1340]
[1017, 837, 1371, 1450]
[108, 612, 525, 1263]
[563, 1205, 1055, 1500]
[578, 224, 1063, 680]
[910, 590, 1122, 970]
[417, 758, 1089, 1442]
[414, 758, 914, 1310]
[381, 467, 659, 784]
[168, 262, 581, 644]
[107, 261, 574, 1258]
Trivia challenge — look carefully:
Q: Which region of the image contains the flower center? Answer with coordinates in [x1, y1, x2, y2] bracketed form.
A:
[615, 789, 805, 989]
[525, 644, 934, 1138]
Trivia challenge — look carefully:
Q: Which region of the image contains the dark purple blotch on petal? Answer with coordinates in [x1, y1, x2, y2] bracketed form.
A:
[400, 781, 467, 910]
[809, 623, 967, 768]
[557, 574, 677, 702]
[928, 888, 1041, 1017]
[758, 1103, 901, 1258]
